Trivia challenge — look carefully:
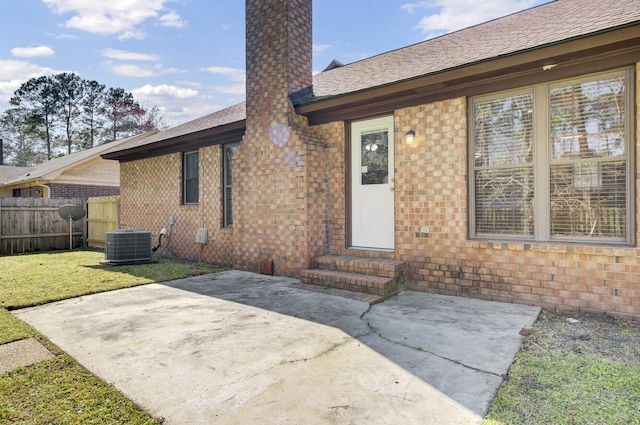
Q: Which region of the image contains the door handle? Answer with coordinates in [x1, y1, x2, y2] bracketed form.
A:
[390, 186, 395, 192]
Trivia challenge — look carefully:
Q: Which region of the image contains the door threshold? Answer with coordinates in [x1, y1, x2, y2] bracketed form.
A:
[348, 247, 394, 253]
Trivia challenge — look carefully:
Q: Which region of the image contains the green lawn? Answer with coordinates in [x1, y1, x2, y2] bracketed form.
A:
[483, 311, 640, 425]
[2, 250, 639, 424]
[0, 249, 226, 310]
[0, 249, 227, 424]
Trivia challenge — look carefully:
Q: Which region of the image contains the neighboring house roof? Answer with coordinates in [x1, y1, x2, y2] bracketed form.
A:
[3, 131, 157, 186]
[0, 165, 32, 184]
[102, 0, 640, 160]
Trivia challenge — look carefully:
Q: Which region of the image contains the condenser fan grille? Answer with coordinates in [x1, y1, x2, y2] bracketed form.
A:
[103, 230, 153, 264]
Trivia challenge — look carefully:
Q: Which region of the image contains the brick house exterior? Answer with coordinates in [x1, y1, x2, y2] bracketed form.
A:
[104, 0, 640, 321]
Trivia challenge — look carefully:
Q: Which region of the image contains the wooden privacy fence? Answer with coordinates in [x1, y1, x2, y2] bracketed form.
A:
[87, 196, 119, 248]
[0, 197, 86, 254]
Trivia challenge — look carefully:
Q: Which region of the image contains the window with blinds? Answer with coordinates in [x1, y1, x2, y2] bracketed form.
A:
[473, 92, 534, 236]
[183, 151, 199, 205]
[223, 143, 239, 228]
[549, 75, 627, 239]
[470, 68, 632, 244]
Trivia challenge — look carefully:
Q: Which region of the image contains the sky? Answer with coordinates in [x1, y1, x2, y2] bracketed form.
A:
[0, 0, 551, 127]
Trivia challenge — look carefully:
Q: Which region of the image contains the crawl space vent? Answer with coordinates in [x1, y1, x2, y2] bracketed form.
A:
[103, 230, 153, 265]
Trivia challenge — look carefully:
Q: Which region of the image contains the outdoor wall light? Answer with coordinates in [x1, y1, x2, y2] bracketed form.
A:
[405, 130, 415, 144]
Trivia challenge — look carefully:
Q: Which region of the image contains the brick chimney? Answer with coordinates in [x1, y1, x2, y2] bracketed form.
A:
[233, 0, 327, 277]
[245, 0, 313, 127]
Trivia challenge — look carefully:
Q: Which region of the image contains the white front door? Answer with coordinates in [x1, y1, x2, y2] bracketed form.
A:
[351, 116, 394, 250]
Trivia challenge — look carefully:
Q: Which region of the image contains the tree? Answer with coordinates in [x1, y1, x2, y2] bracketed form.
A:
[10, 76, 60, 160]
[2, 74, 166, 164]
[55, 72, 84, 154]
[0, 107, 47, 166]
[80, 80, 106, 149]
[104, 88, 145, 142]
[137, 102, 169, 133]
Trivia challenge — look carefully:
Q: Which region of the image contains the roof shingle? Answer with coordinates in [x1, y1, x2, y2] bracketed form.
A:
[313, 0, 640, 97]
[104, 0, 640, 155]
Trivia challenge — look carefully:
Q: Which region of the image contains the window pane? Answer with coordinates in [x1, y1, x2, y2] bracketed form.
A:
[184, 152, 198, 204]
[224, 144, 239, 227]
[475, 167, 534, 235]
[225, 187, 233, 226]
[550, 161, 626, 238]
[474, 93, 533, 167]
[361, 129, 388, 185]
[550, 76, 626, 160]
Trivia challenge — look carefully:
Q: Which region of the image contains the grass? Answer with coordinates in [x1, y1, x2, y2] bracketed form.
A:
[0, 356, 160, 424]
[0, 249, 227, 424]
[0, 249, 226, 310]
[483, 310, 640, 425]
[3, 250, 640, 424]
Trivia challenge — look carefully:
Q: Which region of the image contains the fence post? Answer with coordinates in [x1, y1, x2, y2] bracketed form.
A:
[83, 198, 88, 248]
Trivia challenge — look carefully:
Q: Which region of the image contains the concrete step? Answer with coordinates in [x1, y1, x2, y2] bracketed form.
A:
[300, 269, 395, 297]
[313, 255, 407, 279]
[301, 255, 407, 299]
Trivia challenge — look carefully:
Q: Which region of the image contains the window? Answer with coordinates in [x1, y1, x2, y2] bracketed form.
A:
[470, 68, 633, 244]
[183, 151, 199, 204]
[223, 143, 239, 227]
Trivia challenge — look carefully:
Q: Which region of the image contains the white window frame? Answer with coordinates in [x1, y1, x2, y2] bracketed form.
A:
[469, 68, 634, 245]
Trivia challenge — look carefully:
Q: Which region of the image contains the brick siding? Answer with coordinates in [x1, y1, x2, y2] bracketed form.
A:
[313, 68, 640, 321]
[12, 184, 119, 198]
[49, 183, 119, 198]
[117, 2, 639, 320]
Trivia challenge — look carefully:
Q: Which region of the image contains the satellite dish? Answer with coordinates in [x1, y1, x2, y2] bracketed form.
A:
[58, 204, 86, 250]
[58, 204, 86, 221]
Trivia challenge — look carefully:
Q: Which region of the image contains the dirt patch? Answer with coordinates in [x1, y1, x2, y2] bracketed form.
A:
[529, 310, 640, 363]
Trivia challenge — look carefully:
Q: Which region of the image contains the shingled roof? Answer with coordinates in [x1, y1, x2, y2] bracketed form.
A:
[103, 0, 640, 159]
[101, 102, 245, 157]
[0, 165, 32, 184]
[312, 0, 640, 98]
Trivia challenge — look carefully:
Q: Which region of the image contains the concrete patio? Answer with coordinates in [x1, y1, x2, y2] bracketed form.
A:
[15, 270, 540, 424]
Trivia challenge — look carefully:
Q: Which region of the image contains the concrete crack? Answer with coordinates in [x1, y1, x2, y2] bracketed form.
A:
[360, 310, 505, 379]
[208, 337, 357, 390]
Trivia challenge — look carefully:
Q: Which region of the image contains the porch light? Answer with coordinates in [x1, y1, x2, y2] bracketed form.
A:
[405, 130, 415, 144]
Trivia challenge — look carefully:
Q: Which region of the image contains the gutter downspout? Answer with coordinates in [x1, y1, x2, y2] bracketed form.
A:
[34, 180, 50, 198]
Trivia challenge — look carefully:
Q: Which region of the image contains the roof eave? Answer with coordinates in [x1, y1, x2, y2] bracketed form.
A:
[101, 120, 246, 162]
[298, 23, 640, 125]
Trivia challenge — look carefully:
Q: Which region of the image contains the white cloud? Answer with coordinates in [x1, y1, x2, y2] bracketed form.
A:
[159, 9, 186, 28]
[153, 64, 184, 74]
[11, 46, 56, 58]
[213, 84, 245, 95]
[132, 84, 198, 99]
[118, 28, 147, 41]
[203, 66, 246, 82]
[313, 44, 332, 56]
[0, 60, 57, 83]
[0, 60, 59, 105]
[42, 0, 186, 39]
[111, 64, 155, 77]
[402, 0, 542, 38]
[102, 48, 159, 61]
